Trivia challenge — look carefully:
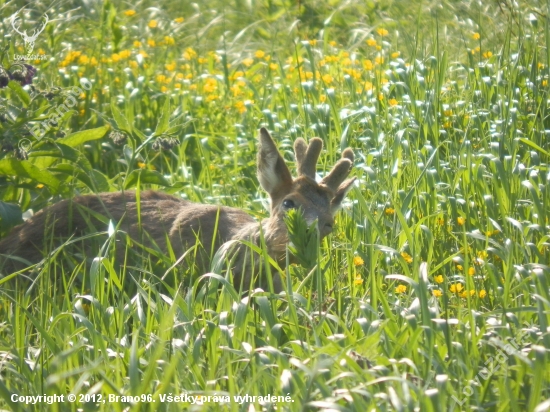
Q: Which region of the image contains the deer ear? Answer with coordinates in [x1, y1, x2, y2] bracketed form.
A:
[330, 177, 356, 214]
[257, 128, 293, 201]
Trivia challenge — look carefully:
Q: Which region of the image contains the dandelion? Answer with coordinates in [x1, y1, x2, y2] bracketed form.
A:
[354, 275, 364, 285]
[472, 32, 480, 40]
[395, 285, 407, 294]
[433, 289, 443, 297]
[389, 98, 398, 107]
[377, 28, 389, 36]
[124, 10, 136, 16]
[457, 217, 466, 226]
[401, 252, 413, 264]
[434, 275, 444, 284]
[479, 290, 487, 298]
[353, 256, 364, 266]
[450, 283, 463, 293]
[148, 20, 158, 28]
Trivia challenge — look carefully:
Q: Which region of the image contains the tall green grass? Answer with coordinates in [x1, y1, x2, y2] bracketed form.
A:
[0, 0, 549, 410]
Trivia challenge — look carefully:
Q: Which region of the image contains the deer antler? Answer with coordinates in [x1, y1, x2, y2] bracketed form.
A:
[11, 13, 27, 37]
[294, 137, 323, 179]
[28, 14, 48, 41]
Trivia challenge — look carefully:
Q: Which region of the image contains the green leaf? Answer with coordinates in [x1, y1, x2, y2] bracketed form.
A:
[519, 138, 550, 157]
[49, 164, 110, 192]
[110, 100, 133, 134]
[0, 201, 23, 232]
[8, 80, 31, 106]
[0, 158, 63, 193]
[154, 97, 171, 137]
[58, 125, 110, 147]
[124, 169, 171, 189]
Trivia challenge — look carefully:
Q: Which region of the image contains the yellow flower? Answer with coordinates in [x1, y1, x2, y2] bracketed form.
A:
[165, 62, 176, 71]
[255, 50, 265, 59]
[160, 86, 168, 93]
[137, 162, 146, 169]
[148, 20, 158, 28]
[147, 39, 156, 47]
[269, 63, 278, 70]
[36, 183, 44, 189]
[401, 252, 413, 264]
[329, 40, 337, 47]
[375, 56, 384, 65]
[543, 80, 548, 87]
[354, 275, 364, 285]
[391, 51, 400, 59]
[164, 36, 175, 46]
[378, 93, 384, 101]
[377, 28, 389, 36]
[242, 58, 254, 67]
[457, 217, 466, 226]
[366, 39, 377, 46]
[133, 40, 142, 48]
[363, 59, 373, 70]
[385, 207, 394, 215]
[456, 264, 463, 271]
[395, 285, 407, 294]
[434, 275, 444, 284]
[353, 256, 364, 266]
[309, 39, 317, 46]
[183, 47, 197, 60]
[174, 17, 184, 23]
[472, 32, 480, 40]
[444, 109, 453, 116]
[468, 267, 476, 276]
[322, 74, 333, 84]
[433, 289, 443, 297]
[235, 101, 246, 113]
[482, 51, 493, 59]
[479, 290, 487, 298]
[124, 10, 136, 16]
[389, 98, 398, 107]
[450, 283, 463, 293]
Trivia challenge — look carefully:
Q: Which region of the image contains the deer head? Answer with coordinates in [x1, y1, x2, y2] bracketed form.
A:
[11, 12, 49, 55]
[257, 128, 355, 254]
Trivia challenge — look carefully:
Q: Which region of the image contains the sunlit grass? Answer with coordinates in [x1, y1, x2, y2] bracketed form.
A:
[0, 0, 549, 410]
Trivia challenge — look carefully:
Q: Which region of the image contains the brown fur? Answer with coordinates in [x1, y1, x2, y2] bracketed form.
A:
[0, 128, 355, 292]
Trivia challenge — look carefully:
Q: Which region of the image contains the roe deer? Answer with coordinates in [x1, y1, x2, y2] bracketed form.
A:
[0, 128, 355, 292]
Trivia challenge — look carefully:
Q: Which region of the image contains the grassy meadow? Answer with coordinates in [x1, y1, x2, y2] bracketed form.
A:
[0, 0, 550, 410]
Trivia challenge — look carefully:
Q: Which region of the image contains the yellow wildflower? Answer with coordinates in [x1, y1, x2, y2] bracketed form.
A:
[434, 275, 444, 284]
[457, 217, 466, 226]
[353, 256, 364, 266]
[366, 39, 377, 46]
[450, 283, 463, 294]
[377, 28, 389, 36]
[395, 285, 407, 294]
[124, 10, 136, 16]
[472, 32, 480, 40]
[242, 58, 254, 67]
[174, 17, 184, 23]
[354, 275, 364, 286]
[148, 20, 158, 28]
[433, 290, 443, 297]
[255, 50, 265, 59]
[401, 252, 413, 264]
[468, 267, 476, 276]
[389, 98, 398, 107]
[479, 290, 487, 298]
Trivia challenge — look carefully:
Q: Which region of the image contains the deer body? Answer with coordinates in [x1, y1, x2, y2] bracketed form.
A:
[0, 129, 355, 292]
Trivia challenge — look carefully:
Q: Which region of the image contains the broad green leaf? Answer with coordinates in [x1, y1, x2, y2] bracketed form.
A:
[154, 97, 171, 136]
[8, 80, 31, 106]
[58, 125, 110, 147]
[110, 100, 133, 134]
[0, 200, 23, 231]
[0, 158, 63, 192]
[124, 169, 171, 189]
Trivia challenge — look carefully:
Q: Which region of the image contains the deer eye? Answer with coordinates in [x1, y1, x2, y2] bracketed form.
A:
[282, 199, 296, 209]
